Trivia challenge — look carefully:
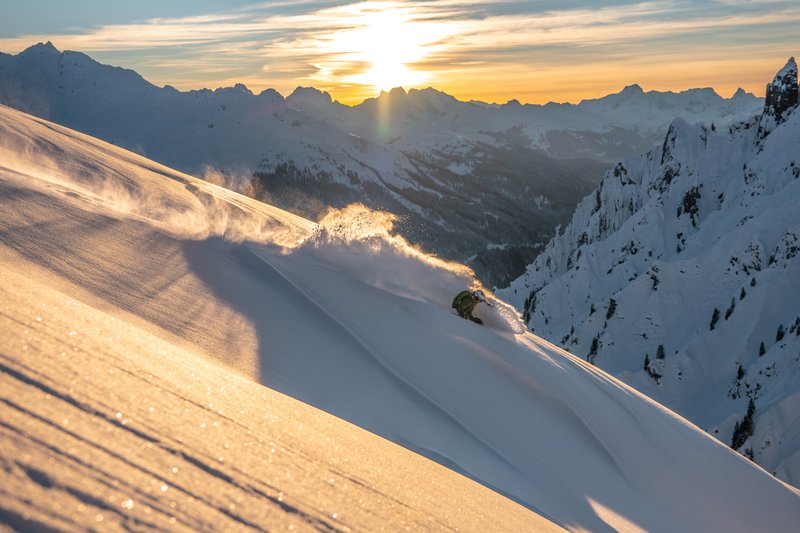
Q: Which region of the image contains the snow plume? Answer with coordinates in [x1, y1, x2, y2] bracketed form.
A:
[0, 106, 312, 247]
[199, 164, 250, 194]
[298, 204, 526, 334]
[176, 181, 313, 247]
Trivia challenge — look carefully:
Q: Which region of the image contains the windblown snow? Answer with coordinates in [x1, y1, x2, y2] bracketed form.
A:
[1, 103, 799, 532]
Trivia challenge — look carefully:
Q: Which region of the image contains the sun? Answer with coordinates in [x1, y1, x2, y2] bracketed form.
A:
[354, 13, 428, 90]
[331, 10, 446, 92]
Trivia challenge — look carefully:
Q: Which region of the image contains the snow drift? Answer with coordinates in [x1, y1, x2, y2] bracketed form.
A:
[1, 103, 800, 532]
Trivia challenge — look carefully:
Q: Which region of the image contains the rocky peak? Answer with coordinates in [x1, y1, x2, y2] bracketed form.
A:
[621, 83, 644, 96]
[256, 88, 284, 103]
[375, 87, 408, 103]
[232, 83, 252, 94]
[732, 88, 748, 99]
[764, 57, 798, 125]
[20, 41, 60, 56]
[387, 86, 406, 97]
[287, 86, 333, 107]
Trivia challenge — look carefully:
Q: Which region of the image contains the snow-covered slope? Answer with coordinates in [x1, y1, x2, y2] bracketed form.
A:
[0, 103, 557, 532]
[0, 258, 556, 532]
[2, 103, 800, 532]
[502, 58, 800, 487]
[0, 43, 761, 287]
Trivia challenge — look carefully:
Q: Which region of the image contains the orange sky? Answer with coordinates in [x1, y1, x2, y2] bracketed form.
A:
[1, 1, 797, 105]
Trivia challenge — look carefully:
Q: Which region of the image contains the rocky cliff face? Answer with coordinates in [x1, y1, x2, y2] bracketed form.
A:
[765, 57, 798, 124]
[501, 58, 800, 487]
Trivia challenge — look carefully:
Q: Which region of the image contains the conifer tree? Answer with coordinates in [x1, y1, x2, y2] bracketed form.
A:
[588, 336, 599, 364]
[643, 353, 662, 383]
[731, 398, 756, 450]
[606, 298, 617, 320]
[725, 297, 736, 320]
[710, 308, 720, 330]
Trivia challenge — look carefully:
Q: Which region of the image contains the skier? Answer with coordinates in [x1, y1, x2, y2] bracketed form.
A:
[452, 289, 491, 324]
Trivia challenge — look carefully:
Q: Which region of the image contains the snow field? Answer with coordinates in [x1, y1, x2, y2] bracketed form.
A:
[1, 103, 799, 532]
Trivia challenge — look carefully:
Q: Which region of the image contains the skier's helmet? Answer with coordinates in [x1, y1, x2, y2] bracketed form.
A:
[472, 290, 486, 302]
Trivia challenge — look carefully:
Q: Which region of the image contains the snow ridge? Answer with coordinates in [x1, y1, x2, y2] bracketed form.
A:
[501, 58, 800, 487]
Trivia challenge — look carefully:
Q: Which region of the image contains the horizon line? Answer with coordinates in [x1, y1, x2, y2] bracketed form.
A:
[9, 41, 769, 108]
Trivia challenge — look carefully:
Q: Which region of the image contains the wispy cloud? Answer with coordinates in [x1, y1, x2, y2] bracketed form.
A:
[1, 0, 797, 103]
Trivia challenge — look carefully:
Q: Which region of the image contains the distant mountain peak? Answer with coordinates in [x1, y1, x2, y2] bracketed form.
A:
[776, 56, 797, 78]
[764, 57, 798, 124]
[207, 83, 254, 98]
[684, 86, 719, 96]
[257, 87, 284, 100]
[406, 87, 458, 107]
[20, 41, 60, 56]
[377, 87, 408, 101]
[408, 86, 443, 96]
[621, 83, 644, 95]
[287, 86, 332, 106]
[232, 83, 251, 94]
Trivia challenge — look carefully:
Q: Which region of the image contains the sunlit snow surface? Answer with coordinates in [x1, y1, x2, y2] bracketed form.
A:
[1, 104, 799, 532]
[0, 263, 553, 532]
[0, 107, 555, 532]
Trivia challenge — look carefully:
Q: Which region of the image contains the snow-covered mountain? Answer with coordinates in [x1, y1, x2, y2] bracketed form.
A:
[502, 58, 800, 488]
[3, 101, 800, 531]
[0, 43, 761, 286]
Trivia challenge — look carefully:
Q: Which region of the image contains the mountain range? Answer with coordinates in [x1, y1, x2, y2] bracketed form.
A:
[501, 57, 800, 488]
[0, 42, 762, 286]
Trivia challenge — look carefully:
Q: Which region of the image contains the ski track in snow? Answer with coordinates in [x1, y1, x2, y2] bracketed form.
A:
[1, 103, 800, 532]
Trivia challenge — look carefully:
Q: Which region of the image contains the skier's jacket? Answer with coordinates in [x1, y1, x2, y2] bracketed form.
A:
[452, 290, 477, 315]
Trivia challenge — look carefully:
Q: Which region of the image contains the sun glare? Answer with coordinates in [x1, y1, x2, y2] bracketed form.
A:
[330, 10, 448, 92]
